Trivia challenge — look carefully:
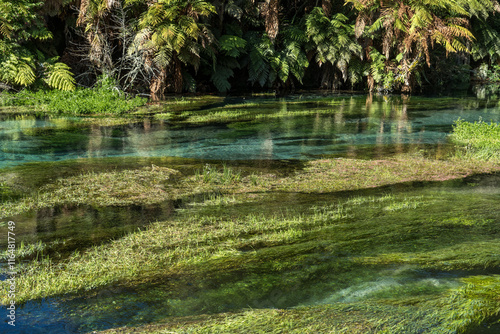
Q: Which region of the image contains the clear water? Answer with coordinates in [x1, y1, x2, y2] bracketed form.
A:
[1, 94, 500, 333]
[2, 95, 500, 168]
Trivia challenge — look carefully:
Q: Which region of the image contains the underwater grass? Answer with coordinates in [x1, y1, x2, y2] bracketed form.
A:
[1, 154, 500, 333]
[3, 186, 500, 309]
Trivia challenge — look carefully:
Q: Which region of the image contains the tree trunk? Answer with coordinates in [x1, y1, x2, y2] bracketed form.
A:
[322, 0, 332, 17]
[150, 67, 167, 101]
[173, 53, 183, 94]
[265, 0, 279, 43]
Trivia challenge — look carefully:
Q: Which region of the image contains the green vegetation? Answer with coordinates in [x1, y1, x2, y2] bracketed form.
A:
[2, 0, 500, 98]
[0, 0, 75, 91]
[451, 119, 500, 161]
[0, 80, 147, 115]
[2, 156, 500, 332]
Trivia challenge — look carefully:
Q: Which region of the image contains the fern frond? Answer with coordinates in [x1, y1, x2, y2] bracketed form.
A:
[46, 62, 76, 91]
[29, 27, 53, 41]
[219, 35, 247, 58]
[211, 64, 233, 92]
[0, 20, 12, 39]
[15, 60, 36, 87]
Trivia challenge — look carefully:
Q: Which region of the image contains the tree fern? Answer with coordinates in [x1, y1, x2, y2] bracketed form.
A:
[306, 7, 361, 87]
[139, 0, 216, 95]
[219, 35, 247, 58]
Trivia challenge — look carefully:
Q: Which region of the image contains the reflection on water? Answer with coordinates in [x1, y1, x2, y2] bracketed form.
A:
[2, 95, 500, 167]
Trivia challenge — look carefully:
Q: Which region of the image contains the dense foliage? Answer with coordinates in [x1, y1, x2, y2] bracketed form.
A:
[1, 0, 500, 98]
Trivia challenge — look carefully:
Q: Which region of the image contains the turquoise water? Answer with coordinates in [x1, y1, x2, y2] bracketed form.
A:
[2, 95, 500, 168]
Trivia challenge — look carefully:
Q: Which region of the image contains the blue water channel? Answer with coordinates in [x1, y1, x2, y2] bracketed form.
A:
[1, 95, 500, 168]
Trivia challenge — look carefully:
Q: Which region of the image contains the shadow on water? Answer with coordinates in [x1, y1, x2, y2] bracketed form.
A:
[0, 201, 176, 262]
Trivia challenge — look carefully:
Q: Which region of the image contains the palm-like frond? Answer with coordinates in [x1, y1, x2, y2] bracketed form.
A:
[46, 62, 76, 91]
[219, 35, 246, 57]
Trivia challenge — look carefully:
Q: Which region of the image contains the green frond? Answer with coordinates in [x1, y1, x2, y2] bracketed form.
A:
[248, 45, 270, 87]
[451, 39, 468, 53]
[0, 20, 12, 39]
[14, 59, 36, 87]
[219, 35, 247, 58]
[154, 47, 173, 67]
[447, 24, 475, 40]
[211, 64, 233, 92]
[46, 62, 76, 91]
[368, 17, 385, 34]
[29, 27, 53, 41]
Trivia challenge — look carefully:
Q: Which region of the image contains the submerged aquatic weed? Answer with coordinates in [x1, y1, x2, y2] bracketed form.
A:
[442, 275, 500, 333]
[383, 196, 425, 212]
[4, 187, 500, 308]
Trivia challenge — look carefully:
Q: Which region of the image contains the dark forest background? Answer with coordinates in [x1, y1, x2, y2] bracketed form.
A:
[2, 0, 500, 99]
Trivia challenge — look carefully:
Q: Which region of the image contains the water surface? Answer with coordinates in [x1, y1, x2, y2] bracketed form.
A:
[2, 95, 500, 168]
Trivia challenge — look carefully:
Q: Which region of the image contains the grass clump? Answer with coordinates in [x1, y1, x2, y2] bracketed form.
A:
[0, 166, 181, 218]
[0, 85, 146, 116]
[194, 164, 242, 185]
[450, 119, 500, 161]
